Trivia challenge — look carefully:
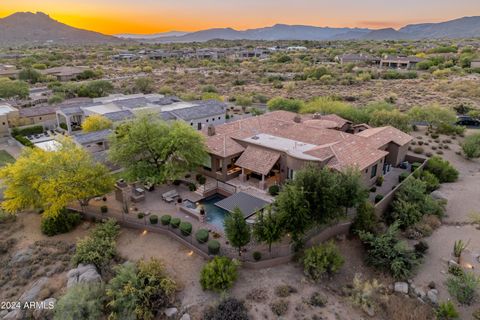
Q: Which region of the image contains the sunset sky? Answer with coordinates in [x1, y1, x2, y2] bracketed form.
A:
[1, 0, 479, 35]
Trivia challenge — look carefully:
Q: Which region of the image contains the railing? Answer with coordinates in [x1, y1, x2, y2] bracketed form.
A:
[217, 181, 237, 194]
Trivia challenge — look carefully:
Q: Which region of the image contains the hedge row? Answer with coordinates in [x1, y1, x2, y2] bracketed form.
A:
[11, 125, 44, 136]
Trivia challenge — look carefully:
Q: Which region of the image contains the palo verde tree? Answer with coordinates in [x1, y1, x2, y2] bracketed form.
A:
[0, 138, 114, 218]
[82, 114, 113, 133]
[224, 207, 251, 256]
[108, 113, 208, 184]
[252, 206, 284, 252]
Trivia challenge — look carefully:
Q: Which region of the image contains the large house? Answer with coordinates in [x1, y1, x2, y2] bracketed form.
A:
[380, 56, 423, 70]
[55, 94, 227, 133]
[199, 111, 413, 189]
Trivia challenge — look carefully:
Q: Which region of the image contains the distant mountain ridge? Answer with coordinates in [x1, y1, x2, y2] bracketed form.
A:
[1, 12, 480, 46]
[0, 12, 123, 46]
[134, 16, 480, 43]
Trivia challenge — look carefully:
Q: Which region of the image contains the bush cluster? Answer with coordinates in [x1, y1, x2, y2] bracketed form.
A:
[200, 256, 239, 292]
[302, 241, 344, 281]
[41, 209, 81, 236]
[72, 219, 120, 269]
[425, 156, 459, 183]
[195, 229, 209, 243]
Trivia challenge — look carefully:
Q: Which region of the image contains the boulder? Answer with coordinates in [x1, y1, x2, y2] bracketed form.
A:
[18, 277, 49, 303]
[2, 309, 24, 320]
[431, 191, 447, 201]
[414, 287, 426, 299]
[9, 248, 33, 266]
[32, 298, 56, 320]
[67, 264, 101, 288]
[165, 307, 178, 318]
[394, 282, 409, 294]
[427, 289, 438, 305]
[180, 314, 191, 320]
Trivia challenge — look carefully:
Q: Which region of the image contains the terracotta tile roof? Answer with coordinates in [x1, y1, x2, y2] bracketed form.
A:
[234, 146, 280, 176]
[356, 126, 413, 148]
[202, 111, 412, 172]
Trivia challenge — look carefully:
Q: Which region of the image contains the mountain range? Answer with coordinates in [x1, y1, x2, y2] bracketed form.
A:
[0, 12, 122, 46]
[0, 12, 480, 46]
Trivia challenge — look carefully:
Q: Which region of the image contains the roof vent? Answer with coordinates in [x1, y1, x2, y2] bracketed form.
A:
[207, 124, 216, 136]
[293, 115, 302, 123]
[251, 136, 260, 140]
[313, 113, 321, 119]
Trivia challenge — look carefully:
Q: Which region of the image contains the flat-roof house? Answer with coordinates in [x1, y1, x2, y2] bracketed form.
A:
[335, 53, 380, 65]
[55, 93, 227, 133]
[380, 56, 423, 70]
[199, 111, 413, 190]
[41, 67, 87, 81]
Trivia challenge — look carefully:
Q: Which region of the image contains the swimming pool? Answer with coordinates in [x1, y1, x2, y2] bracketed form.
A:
[200, 194, 229, 230]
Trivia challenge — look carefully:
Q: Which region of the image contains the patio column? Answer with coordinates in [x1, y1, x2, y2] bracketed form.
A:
[239, 168, 246, 182]
[259, 174, 266, 190]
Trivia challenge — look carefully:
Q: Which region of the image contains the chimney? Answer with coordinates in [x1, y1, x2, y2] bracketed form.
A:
[293, 115, 302, 123]
[207, 124, 216, 136]
[313, 113, 321, 119]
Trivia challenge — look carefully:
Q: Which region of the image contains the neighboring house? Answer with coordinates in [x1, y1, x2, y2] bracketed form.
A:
[335, 53, 380, 65]
[380, 56, 423, 69]
[18, 106, 57, 128]
[55, 93, 227, 133]
[41, 66, 87, 81]
[471, 60, 480, 69]
[199, 111, 412, 189]
[0, 102, 19, 137]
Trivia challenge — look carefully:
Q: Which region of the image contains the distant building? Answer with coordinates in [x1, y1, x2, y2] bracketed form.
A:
[335, 53, 380, 65]
[471, 60, 480, 69]
[55, 93, 227, 133]
[0, 102, 19, 137]
[380, 56, 423, 70]
[41, 66, 87, 81]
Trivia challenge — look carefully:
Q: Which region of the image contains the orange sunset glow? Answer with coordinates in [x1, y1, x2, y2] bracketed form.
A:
[1, 0, 479, 35]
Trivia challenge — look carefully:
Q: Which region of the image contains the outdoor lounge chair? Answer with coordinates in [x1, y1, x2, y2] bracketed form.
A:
[162, 189, 179, 202]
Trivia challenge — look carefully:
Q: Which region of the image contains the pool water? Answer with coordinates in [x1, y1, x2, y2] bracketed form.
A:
[200, 194, 229, 230]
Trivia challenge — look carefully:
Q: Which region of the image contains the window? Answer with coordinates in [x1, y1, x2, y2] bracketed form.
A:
[206, 119, 209, 122]
[370, 164, 378, 178]
[218, 117, 221, 120]
[39, 117, 42, 120]
[212, 118, 215, 121]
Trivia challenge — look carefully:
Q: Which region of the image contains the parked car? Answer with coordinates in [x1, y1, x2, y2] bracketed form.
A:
[456, 115, 480, 126]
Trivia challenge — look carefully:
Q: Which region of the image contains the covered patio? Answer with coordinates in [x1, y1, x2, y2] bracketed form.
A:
[235, 145, 282, 190]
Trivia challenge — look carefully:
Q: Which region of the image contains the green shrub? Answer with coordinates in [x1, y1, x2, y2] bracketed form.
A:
[447, 271, 480, 305]
[137, 212, 145, 219]
[448, 264, 464, 277]
[435, 301, 459, 320]
[462, 133, 480, 159]
[415, 170, 440, 192]
[302, 241, 344, 281]
[195, 229, 209, 243]
[160, 215, 171, 225]
[14, 135, 34, 147]
[414, 240, 429, 255]
[375, 176, 384, 186]
[106, 258, 176, 320]
[374, 194, 384, 203]
[72, 219, 119, 268]
[268, 185, 280, 196]
[149, 215, 158, 224]
[179, 221, 192, 236]
[411, 162, 422, 172]
[100, 206, 108, 213]
[41, 209, 81, 236]
[203, 298, 249, 320]
[425, 156, 459, 182]
[54, 283, 106, 320]
[351, 201, 377, 235]
[170, 217, 181, 228]
[359, 222, 420, 280]
[253, 251, 262, 261]
[188, 183, 196, 191]
[399, 172, 409, 182]
[267, 97, 304, 112]
[197, 175, 206, 185]
[11, 125, 44, 136]
[207, 240, 220, 255]
[200, 256, 239, 292]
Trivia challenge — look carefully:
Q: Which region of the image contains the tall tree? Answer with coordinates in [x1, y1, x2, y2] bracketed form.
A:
[0, 138, 113, 218]
[252, 206, 284, 252]
[82, 114, 113, 133]
[224, 207, 251, 256]
[108, 113, 208, 184]
[275, 184, 311, 246]
[336, 167, 368, 215]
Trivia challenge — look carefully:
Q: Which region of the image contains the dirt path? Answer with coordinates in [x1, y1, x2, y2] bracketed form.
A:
[412, 128, 480, 319]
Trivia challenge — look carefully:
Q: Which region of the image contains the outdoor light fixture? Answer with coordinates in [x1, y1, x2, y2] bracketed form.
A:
[187, 250, 194, 256]
[142, 230, 147, 235]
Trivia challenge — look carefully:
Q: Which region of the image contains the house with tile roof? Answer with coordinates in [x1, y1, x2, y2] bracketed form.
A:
[199, 111, 413, 190]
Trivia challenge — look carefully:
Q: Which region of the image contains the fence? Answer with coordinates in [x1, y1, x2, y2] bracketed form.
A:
[73, 205, 352, 269]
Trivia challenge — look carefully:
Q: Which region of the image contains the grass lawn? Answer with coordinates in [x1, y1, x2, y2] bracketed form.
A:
[0, 150, 15, 167]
